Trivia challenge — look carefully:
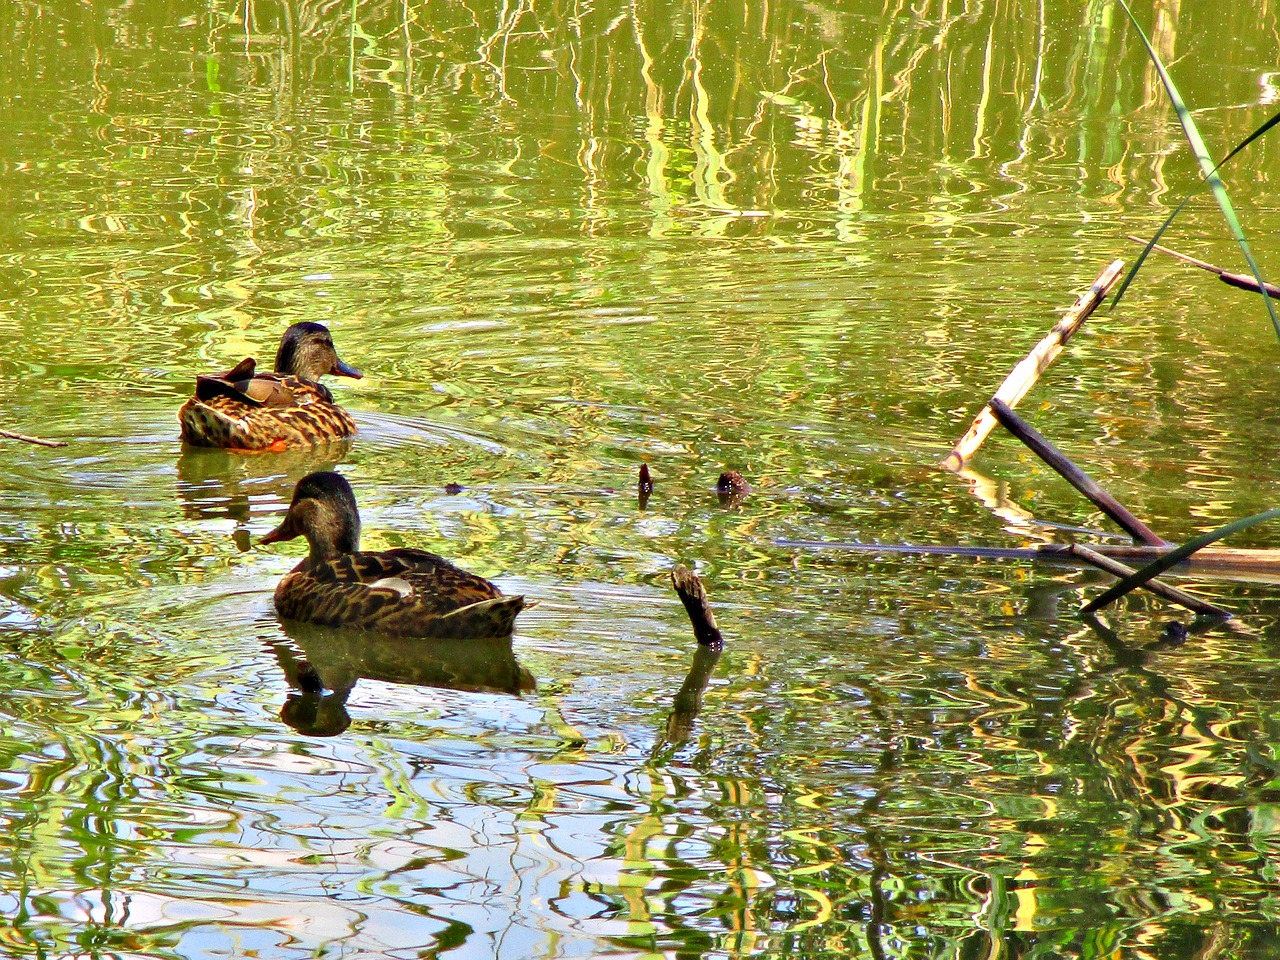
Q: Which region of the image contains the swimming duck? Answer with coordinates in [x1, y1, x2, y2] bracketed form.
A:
[179, 322, 362, 450]
[262, 471, 530, 639]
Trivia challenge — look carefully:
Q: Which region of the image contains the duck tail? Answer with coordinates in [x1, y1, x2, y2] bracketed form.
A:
[426, 595, 531, 639]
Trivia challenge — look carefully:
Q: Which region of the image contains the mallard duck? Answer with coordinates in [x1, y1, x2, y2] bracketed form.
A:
[262, 471, 530, 639]
[179, 322, 362, 450]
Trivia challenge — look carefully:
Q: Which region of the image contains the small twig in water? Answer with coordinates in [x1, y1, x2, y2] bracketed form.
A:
[0, 427, 67, 448]
[1127, 234, 1280, 298]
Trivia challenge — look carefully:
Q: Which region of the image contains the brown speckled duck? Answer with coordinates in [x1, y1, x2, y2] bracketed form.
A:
[262, 471, 530, 639]
[179, 322, 362, 451]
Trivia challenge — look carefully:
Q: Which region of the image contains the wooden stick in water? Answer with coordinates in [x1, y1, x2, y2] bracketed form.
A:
[1068, 544, 1231, 618]
[0, 427, 67, 448]
[1128, 235, 1280, 298]
[670, 564, 724, 650]
[941, 258, 1124, 470]
[780, 537, 1280, 578]
[988, 398, 1167, 546]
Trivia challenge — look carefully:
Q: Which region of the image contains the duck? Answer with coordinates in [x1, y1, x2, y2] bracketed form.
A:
[179, 321, 362, 451]
[261, 471, 530, 639]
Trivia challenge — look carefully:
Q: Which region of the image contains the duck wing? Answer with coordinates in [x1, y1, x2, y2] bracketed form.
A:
[340, 549, 506, 617]
[197, 371, 305, 409]
[279, 549, 528, 638]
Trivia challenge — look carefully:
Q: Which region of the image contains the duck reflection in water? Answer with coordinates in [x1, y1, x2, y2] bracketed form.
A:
[175, 441, 352, 550]
[272, 621, 536, 737]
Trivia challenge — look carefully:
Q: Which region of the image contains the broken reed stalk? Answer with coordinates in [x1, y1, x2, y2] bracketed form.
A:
[941, 258, 1125, 471]
[1068, 544, 1231, 618]
[1129, 235, 1280, 298]
[1080, 507, 1280, 615]
[988, 398, 1168, 546]
[670, 564, 724, 650]
[0, 427, 67, 448]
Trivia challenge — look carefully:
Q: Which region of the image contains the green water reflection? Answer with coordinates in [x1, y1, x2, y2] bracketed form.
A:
[3, 0, 1280, 957]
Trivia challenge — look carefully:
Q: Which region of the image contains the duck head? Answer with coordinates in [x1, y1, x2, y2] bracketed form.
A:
[274, 322, 363, 382]
[262, 471, 362, 562]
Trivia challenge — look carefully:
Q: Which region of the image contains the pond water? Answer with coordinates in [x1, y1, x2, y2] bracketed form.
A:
[4, 1, 1280, 957]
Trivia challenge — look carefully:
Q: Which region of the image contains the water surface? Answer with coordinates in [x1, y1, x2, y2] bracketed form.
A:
[3, 1, 1280, 957]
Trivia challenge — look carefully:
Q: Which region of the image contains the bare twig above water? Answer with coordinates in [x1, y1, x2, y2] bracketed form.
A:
[1128, 235, 1280, 298]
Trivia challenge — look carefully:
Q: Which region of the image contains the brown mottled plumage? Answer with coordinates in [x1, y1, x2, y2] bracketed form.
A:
[262, 472, 529, 639]
[179, 322, 361, 450]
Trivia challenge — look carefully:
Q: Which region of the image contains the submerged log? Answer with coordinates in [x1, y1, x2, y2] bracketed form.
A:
[942, 258, 1124, 470]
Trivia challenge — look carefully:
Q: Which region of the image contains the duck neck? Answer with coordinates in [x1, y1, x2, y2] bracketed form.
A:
[304, 512, 360, 566]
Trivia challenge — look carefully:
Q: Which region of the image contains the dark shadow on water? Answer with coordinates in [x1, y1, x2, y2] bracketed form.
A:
[269, 619, 535, 736]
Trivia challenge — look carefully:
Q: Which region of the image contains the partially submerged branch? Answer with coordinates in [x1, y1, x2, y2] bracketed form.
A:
[659, 564, 726, 748]
[1080, 507, 1280, 614]
[942, 258, 1124, 470]
[1068, 544, 1231, 618]
[781, 538, 1280, 580]
[670, 563, 724, 649]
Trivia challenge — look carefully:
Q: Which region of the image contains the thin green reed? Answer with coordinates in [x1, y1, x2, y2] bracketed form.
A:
[1110, 0, 1280, 344]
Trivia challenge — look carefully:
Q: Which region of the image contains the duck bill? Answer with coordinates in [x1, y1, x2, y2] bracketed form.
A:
[332, 358, 362, 379]
[261, 517, 298, 545]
